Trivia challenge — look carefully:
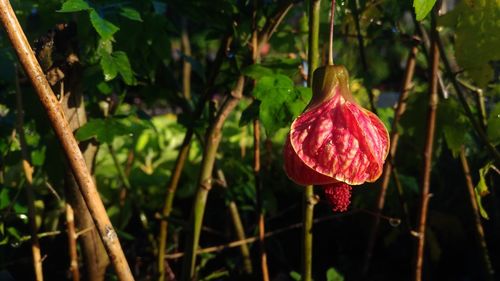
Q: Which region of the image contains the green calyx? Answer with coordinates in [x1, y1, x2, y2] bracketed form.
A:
[308, 65, 352, 109]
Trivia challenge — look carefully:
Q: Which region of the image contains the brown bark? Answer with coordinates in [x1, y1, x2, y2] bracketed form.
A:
[33, 23, 110, 281]
[413, 8, 440, 281]
[0, 2, 133, 280]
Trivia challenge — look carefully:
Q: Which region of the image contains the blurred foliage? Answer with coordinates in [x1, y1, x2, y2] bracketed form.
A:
[0, 0, 498, 280]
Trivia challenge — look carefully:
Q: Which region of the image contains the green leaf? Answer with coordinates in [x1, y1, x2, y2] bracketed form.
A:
[474, 162, 494, 219]
[439, 1, 500, 87]
[487, 103, 500, 145]
[100, 52, 135, 85]
[438, 99, 470, 157]
[254, 75, 311, 135]
[113, 51, 135, 85]
[0, 188, 9, 209]
[326, 267, 345, 281]
[289, 271, 301, 281]
[120, 7, 143, 22]
[76, 118, 130, 144]
[57, 0, 91, 12]
[242, 64, 274, 80]
[239, 100, 261, 127]
[100, 53, 118, 81]
[89, 10, 120, 40]
[413, 0, 437, 21]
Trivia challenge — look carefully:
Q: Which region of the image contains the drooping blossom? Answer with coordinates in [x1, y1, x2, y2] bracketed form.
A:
[284, 65, 389, 212]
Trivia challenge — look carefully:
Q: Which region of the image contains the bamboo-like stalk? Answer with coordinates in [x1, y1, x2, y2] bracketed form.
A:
[14, 66, 44, 281]
[181, 18, 192, 100]
[459, 147, 495, 281]
[302, 1, 321, 280]
[181, 77, 245, 281]
[66, 204, 80, 281]
[362, 37, 419, 275]
[0, 2, 134, 280]
[350, 0, 377, 114]
[413, 8, 440, 281]
[216, 170, 253, 274]
[157, 33, 228, 280]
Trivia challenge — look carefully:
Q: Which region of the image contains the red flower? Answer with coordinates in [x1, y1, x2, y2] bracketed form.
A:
[284, 65, 389, 212]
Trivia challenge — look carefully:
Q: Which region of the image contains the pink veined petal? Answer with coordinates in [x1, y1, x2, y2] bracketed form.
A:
[289, 87, 389, 185]
[283, 136, 338, 186]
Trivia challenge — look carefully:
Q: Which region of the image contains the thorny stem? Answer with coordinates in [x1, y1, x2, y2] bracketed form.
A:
[303, 0, 321, 280]
[459, 147, 495, 281]
[15, 65, 44, 281]
[350, 0, 377, 114]
[0, 2, 134, 280]
[328, 0, 336, 65]
[413, 7, 440, 281]
[362, 37, 419, 276]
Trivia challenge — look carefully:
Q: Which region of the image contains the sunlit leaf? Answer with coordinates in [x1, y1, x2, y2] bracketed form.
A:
[474, 162, 495, 219]
[254, 74, 311, 135]
[326, 267, 345, 281]
[120, 7, 143, 22]
[58, 0, 91, 13]
[89, 10, 120, 40]
[413, 0, 437, 21]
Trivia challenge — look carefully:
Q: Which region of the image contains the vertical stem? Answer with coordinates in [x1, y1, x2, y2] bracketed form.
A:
[350, 0, 377, 114]
[181, 18, 192, 100]
[362, 37, 419, 275]
[157, 35, 230, 281]
[216, 170, 253, 274]
[413, 7, 440, 281]
[328, 0, 336, 65]
[252, 1, 269, 279]
[0, 2, 134, 280]
[254, 120, 269, 281]
[459, 147, 495, 281]
[158, 133, 191, 281]
[66, 204, 80, 281]
[181, 77, 245, 281]
[14, 65, 44, 281]
[302, 1, 321, 280]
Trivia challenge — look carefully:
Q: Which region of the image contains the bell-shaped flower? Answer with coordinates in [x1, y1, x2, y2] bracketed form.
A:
[284, 65, 389, 211]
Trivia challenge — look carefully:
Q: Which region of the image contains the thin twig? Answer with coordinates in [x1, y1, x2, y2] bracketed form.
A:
[459, 147, 495, 280]
[350, 0, 377, 113]
[0, 2, 133, 280]
[66, 204, 80, 281]
[216, 169, 253, 274]
[14, 64, 44, 281]
[413, 7, 440, 281]
[435, 33, 500, 164]
[166, 212, 356, 259]
[362, 37, 419, 276]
